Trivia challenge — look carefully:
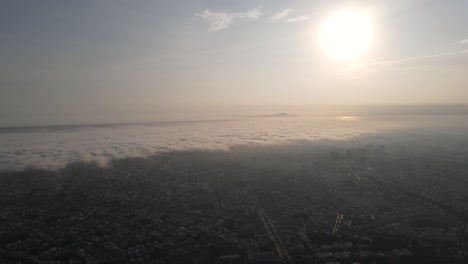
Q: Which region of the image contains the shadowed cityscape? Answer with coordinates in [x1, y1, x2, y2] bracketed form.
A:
[1, 114, 468, 263]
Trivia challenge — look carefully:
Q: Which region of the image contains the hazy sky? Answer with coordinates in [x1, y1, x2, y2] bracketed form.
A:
[1, 0, 468, 126]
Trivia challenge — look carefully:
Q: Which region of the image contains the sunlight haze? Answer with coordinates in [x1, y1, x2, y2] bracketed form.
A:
[1, 0, 468, 126]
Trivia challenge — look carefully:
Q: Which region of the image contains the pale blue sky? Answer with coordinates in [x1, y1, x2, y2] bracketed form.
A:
[1, 0, 468, 126]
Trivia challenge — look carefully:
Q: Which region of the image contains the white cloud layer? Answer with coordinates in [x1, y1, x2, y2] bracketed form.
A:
[0, 117, 385, 171]
[459, 38, 468, 44]
[195, 8, 263, 31]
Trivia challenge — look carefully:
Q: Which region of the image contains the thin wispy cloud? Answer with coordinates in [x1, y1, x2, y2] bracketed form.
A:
[270, 9, 309, 23]
[194, 7, 263, 31]
[270, 9, 293, 20]
[286, 16, 309, 22]
[343, 50, 468, 72]
[459, 38, 468, 44]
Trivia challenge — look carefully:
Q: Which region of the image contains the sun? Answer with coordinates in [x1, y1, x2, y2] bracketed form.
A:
[319, 9, 373, 61]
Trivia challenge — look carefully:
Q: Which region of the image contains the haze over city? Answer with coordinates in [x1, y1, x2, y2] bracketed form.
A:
[1, 1, 468, 264]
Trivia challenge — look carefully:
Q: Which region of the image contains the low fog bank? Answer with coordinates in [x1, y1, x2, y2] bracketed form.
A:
[1, 114, 467, 172]
[0, 117, 379, 171]
[1, 123, 468, 177]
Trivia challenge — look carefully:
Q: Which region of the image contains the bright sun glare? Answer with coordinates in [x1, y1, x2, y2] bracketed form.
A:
[320, 9, 373, 62]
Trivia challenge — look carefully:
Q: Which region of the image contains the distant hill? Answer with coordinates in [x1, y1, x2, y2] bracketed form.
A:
[244, 113, 298, 118]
